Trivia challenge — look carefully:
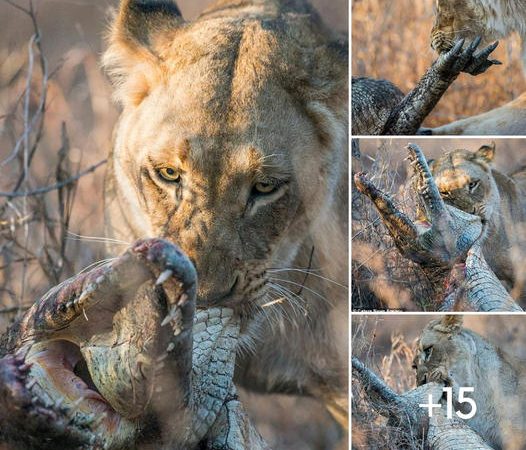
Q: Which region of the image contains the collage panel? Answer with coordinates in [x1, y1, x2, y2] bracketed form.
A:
[352, 138, 526, 312]
[351, 0, 526, 449]
[351, 314, 526, 449]
[352, 0, 526, 136]
[0, 0, 348, 449]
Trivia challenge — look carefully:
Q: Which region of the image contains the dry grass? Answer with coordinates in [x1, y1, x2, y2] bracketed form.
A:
[351, 316, 420, 449]
[0, 1, 116, 328]
[351, 139, 439, 311]
[352, 0, 526, 128]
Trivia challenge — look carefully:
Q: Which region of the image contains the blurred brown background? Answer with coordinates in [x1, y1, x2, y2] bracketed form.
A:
[352, 0, 526, 128]
[0, 1, 348, 449]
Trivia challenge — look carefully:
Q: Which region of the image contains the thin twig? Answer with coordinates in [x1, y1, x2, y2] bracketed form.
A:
[0, 160, 107, 198]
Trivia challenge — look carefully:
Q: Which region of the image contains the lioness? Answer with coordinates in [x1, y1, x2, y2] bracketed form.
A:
[103, 0, 348, 432]
[413, 315, 526, 449]
[431, 0, 526, 69]
[429, 143, 526, 294]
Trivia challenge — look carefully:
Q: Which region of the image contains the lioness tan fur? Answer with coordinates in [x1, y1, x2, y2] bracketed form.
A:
[430, 143, 526, 293]
[102, 0, 348, 427]
[429, 92, 526, 135]
[414, 315, 526, 449]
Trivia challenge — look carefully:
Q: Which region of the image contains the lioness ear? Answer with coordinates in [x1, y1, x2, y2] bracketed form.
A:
[103, 0, 183, 106]
[439, 315, 463, 334]
[475, 142, 495, 163]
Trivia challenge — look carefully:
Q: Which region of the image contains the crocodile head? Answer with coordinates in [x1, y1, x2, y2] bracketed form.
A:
[0, 238, 198, 448]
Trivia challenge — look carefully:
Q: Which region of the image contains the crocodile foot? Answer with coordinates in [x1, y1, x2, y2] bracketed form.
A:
[435, 37, 501, 77]
[0, 238, 197, 448]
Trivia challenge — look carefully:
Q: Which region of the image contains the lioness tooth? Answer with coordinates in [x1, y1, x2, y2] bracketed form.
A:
[166, 342, 175, 352]
[156, 269, 173, 286]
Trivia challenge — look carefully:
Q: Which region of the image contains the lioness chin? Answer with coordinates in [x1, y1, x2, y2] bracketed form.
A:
[102, 0, 348, 433]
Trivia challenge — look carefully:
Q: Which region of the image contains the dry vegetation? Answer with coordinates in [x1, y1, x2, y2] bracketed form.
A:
[352, 138, 526, 311]
[352, 0, 526, 128]
[351, 315, 526, 450]
[0, 1, 347, 448]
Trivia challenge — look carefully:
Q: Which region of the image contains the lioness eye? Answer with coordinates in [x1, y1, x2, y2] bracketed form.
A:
[468, 180, 479, 192]
[158, 166, 181, 183]
[423, 346, 433, 361]
[253, 181, 276, 195]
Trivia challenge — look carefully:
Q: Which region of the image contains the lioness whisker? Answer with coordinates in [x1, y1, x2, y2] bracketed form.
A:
[268, 268, 348, 289]
[267, 285, 310, 326]
[269, 277, 334, 307]
[66, 231, 130, 246]
[267, 283, 308, 323]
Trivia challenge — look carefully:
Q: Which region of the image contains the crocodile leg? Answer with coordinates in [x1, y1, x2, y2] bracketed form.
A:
[427, 412, 493, 450]
[381, 38, 500, 135]
[0, 238, 269, 449]
[442, 242, 522, 312]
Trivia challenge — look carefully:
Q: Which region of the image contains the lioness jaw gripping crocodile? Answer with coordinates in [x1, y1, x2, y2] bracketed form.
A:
[0, 238, 268, 449]
[352, 357, 492, 449]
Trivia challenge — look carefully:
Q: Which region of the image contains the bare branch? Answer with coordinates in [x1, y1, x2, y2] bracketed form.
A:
[0, 160, 107, 198]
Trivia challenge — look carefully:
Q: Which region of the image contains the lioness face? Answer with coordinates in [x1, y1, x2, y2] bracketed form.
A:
[105, 5, 347, 307]
[413, 317, 479, 414]
[431, 145, 499, 224]
[431, 0, 500, 53]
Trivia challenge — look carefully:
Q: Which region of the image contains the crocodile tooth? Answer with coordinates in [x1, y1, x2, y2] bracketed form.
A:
[68, 396, 85, 413]
[161, 305, 178, 327]
[26, 378, 37, 390]
[54, 396, 65, 409]
[156, 269, 173, 286]
[78, 284, 96, 304]
[177, 293, 188, 306]
[156, 353, 168, 362]
[166, 342, 175, 352]
[18, 362, 31, 372]
[92, 412, 107, 428]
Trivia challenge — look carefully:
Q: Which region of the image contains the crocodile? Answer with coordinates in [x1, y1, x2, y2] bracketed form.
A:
[352, 357, 493, 449]
[0, 238, 268, 449]
[353, 143, 522, 311]
[352, 38, 500, 135]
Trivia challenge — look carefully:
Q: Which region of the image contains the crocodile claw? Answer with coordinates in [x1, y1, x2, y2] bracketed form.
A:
[436, 36, 500, 77]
